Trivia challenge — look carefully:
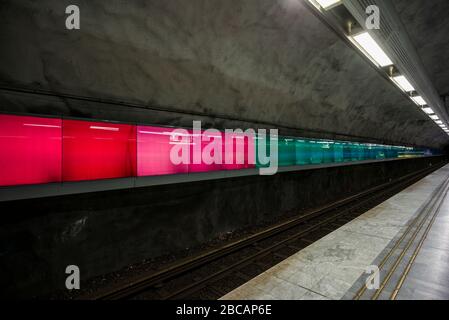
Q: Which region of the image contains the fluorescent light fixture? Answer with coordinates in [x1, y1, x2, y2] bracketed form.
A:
[435, 120, 443, 125]
[392, 75, 415, 92]
[90, 126, 119, 131]
[314, 0, 341, 9]
[411, 96, 427, 106]
[352, 32, 393, 67]
[422, 107, 434, 114]
[24, 123, 61, 128]
[430, 115, 439, 120]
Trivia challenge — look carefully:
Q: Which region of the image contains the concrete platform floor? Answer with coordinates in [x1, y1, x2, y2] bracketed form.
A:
[221, 165, 449, 300]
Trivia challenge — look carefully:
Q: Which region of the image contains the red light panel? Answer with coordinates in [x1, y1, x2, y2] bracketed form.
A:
[62, 119, 136, 181]
[0, 114, 62, 186]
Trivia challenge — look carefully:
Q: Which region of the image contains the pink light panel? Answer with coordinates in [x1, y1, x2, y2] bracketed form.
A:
[222, 132, 255, 171]
[0, 114, 256, 186]
[137, 127, 255, 176]
[137, 126, 189, 176]
[189, 130, 224, 173]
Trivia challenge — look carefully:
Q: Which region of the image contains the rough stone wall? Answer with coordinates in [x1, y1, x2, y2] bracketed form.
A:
[393, 0, 449, 97]
[0, 0, 447, 148]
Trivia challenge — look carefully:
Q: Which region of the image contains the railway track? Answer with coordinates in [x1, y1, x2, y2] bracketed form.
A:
[89, 161, 445, 300]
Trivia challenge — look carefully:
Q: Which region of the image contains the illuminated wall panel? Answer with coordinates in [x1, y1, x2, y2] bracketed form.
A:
[333, 142, 344, 163]
[309, 141, 323, 164]
[137, 128, 255, 176]
[222, 131, 256, 171]
[0, 112, 436, 194]
[0, 114, 62, 186]
[296, 140, 311, 165]
[137, 126, 189, 176]
[320, 141, 334, 164]
[62, 119, 136, 181]
[278, 137, 296, 167]
[189, 131, 224, 173]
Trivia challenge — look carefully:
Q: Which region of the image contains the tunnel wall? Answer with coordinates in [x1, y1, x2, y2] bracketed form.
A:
[0, 156, 446, 298]
[0, 0, 448, 149]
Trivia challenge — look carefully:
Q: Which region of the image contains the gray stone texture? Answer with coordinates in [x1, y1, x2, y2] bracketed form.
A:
[0, 0, 447, 148]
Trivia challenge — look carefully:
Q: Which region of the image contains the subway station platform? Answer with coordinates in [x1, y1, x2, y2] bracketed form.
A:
[221, 164, 449, 300]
